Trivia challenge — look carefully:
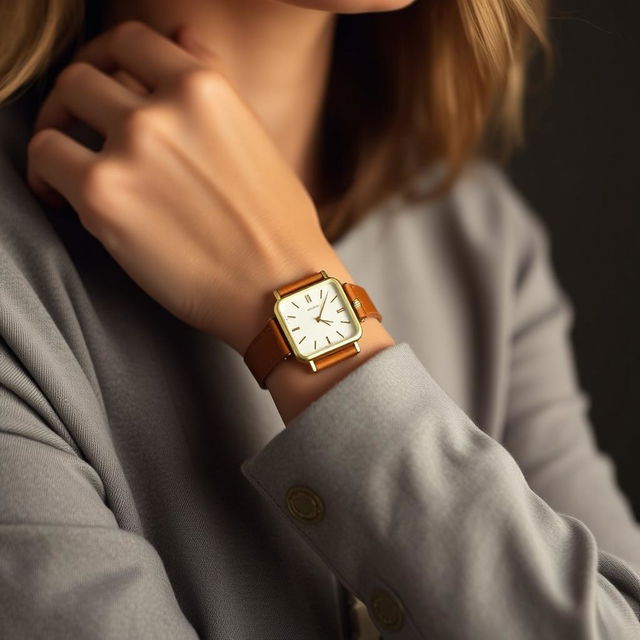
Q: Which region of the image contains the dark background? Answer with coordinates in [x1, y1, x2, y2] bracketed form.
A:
[506, 1, 640, 514]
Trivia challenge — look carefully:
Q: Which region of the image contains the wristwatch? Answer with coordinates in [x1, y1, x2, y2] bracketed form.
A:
[243, 270, 382, 388]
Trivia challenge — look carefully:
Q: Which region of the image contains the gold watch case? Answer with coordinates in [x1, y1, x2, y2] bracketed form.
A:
[273, 274, 363, 369]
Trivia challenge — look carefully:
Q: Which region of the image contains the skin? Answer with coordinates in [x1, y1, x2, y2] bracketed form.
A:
[26, 0, 415, 423]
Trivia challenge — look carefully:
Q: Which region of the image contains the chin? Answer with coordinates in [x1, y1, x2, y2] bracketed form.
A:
[276, 0, 417, 12]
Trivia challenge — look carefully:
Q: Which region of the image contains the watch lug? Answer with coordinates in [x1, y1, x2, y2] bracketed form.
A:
[353, 341, 361, 353]
[273, 290, 281, 301]
[320, 270, 329, 279]
[309, 360, 317, 372]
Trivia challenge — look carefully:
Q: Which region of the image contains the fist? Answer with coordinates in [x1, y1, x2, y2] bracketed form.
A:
[27, 20, 341, 354]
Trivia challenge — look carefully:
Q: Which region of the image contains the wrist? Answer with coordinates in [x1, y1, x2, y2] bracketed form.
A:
[229, 248, 353, 356]
[267, 318, 395, 425]
[235, 253, 395, 425]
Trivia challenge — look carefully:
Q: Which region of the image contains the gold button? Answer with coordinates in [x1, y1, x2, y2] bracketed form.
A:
[286, 486, 324, 522]
[369, 588, 404, 631]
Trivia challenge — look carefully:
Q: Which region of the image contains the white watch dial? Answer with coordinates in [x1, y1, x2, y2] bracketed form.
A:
[275, 277, 361, 360]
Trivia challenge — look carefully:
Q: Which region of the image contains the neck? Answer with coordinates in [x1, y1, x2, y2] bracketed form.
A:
[102, 0, 337, 198]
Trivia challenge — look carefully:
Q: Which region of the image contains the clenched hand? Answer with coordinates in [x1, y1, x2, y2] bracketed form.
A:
[27, 20, 343, 355]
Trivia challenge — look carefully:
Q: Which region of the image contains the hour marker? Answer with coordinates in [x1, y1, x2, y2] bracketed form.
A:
[286, 315, 296, 319]
[336, 307, 345, 313]
[336, 331, 344, 338]
[340, 320, 350, 324]
[291, 301, 299, 308]
[299, 336, 306, 344]
[326, 336, 331, 345]
[330, 294, 337, 302]
[314, 339, 317, 350]
[291, 326, 300, 331]
[304, 294, 312, 303]
[320, 290, 323, 298]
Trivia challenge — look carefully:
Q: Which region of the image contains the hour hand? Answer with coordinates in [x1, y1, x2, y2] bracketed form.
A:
[319, 318, 333, 325]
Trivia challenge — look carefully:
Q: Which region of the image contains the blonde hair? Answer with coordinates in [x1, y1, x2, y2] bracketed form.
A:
[0, 0, 83, 102]
[0, 0, 549, 242]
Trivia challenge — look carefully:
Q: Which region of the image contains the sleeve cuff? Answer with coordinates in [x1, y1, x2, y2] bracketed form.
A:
[240, 341, 469, 637]
[239, 341, 637, 638]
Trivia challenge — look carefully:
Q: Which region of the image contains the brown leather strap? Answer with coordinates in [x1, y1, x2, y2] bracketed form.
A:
[243, 318, 292, 388]
[343, 283, 382, 322]
[313, 342, 360, 371]
[276, 272, 324, 297]
[243, 273, 382, 388]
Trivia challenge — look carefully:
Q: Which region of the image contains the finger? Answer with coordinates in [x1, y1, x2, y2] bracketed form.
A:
[34, 62, 141, 136]
[27, 128, 95, 205]
[112, 69, 149, 96]
[73, 20, 200, 91]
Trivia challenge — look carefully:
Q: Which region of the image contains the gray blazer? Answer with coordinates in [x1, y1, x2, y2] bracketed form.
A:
[1, 91, 640, 640]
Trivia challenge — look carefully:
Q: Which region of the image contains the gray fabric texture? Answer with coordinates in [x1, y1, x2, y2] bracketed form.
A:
[1, 90, 640, 639]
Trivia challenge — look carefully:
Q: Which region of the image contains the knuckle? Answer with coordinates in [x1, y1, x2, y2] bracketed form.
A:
[27, 128, 56, 158]
[120, 106, 166, 146]
[79, 161, 117, 215]
[175, 67, 226, 101]
[55, 61, 92, 88]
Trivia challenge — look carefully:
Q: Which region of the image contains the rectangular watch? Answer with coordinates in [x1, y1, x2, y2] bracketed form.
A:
[243, 270, 382, 388]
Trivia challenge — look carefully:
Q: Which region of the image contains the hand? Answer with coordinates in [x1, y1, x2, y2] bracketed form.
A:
[26, 20, 340, 355]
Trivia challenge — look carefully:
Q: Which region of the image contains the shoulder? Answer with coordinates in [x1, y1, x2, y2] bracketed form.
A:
[0, 95, 104, 391]
[0, 103, 82, 362]
[0, 92, 108, 302]
[429, 159, 573, 334]
[0, 94, 67, 278]
[342, 158, 555, 289]
[374, 158, 556, 292]
[407, 158, 550, 251]
[353, 157, 569, 336]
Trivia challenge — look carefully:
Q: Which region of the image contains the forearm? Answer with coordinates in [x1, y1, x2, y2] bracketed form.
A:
[263, 257, 395, 426]
[243, 342, 640, 639]
[230, 250, 395, 425]
[266, 314, 395, 425]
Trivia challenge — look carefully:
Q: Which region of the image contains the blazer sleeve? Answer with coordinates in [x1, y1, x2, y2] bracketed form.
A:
[241, 209, 640, 638]
[0, 378, 199, 638]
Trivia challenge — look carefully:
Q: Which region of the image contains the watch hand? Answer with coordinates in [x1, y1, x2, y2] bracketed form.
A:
[319, 319, 333, 325]
[316, 290, 329, 321]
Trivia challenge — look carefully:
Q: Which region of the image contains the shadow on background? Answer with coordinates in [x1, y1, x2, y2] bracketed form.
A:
[507, 0, 640, 514]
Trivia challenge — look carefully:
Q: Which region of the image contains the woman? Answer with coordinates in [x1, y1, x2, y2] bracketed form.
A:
[0, 0, 638, 638]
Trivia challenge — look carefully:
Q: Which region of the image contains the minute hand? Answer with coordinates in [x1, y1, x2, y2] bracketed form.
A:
[316, 289, 329, 320]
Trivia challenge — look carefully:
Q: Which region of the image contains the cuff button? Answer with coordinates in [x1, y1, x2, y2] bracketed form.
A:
[369, 588, 404, 631]
[286, 486, 325, 522]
